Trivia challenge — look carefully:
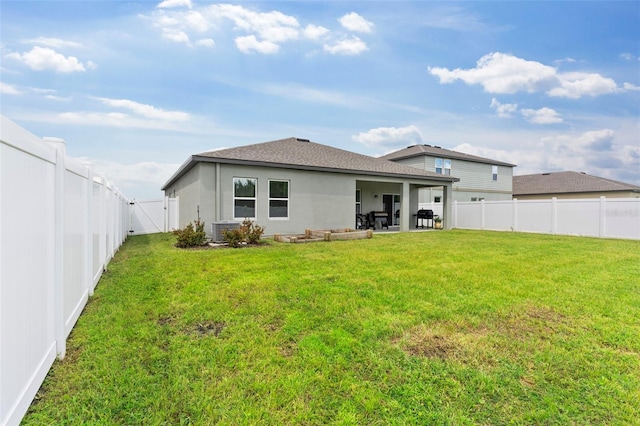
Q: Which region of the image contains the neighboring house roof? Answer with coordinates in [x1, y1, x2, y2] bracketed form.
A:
[379, 144, 516, 167]
[162, 137, 459, 190]
[513, 171, 640, 196]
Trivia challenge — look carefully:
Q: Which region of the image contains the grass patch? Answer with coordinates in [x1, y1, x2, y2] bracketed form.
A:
[24, 230, 640, 424]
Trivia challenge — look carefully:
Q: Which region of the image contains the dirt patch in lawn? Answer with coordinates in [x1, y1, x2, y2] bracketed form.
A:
[395, 304, 570, 363]
[189, 321, 227, 337]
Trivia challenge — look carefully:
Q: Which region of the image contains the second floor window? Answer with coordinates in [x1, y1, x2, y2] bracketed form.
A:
[435, 158, 451, 175]
[492, 165, 498, 181]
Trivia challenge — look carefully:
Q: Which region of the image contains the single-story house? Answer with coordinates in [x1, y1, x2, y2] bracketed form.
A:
[380, 144, 516, 202]
[513, 171, 640, 200]
[162, 137, 459, 237]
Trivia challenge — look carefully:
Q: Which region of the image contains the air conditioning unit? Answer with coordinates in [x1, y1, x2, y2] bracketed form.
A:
[211, 221, 240, 242]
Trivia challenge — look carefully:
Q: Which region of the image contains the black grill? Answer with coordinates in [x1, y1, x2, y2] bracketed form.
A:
[416, 209, 434, 228]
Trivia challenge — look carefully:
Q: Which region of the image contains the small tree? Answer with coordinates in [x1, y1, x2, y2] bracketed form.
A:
[173, 219, 206, 248]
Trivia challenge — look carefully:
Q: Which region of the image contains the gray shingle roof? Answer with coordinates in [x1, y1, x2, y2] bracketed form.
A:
[163, 137, 458, 190]
[513, 171, 640, 195]
[380, 144, 516, 167]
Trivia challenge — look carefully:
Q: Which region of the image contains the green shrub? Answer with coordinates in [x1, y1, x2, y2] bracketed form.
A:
[222, 219, 265, 247]
[173, 219, 206, 248]
[242, 218, 265, 244]
[222, 227, 244, 248]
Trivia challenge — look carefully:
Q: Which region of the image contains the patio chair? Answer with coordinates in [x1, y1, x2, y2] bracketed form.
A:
[356, 214, 369, 229]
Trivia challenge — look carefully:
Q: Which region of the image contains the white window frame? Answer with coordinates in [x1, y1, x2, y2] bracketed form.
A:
[233, 177, 257, 219]
[268, 179, 289, 219]
[492, 165, 498, 181]
[356, 189, 361, 214]
[435, 158, 451, 175]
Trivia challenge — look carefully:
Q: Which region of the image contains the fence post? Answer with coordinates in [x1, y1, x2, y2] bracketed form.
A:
[98, 175, 106, 275]
[599, 196, 606, 238]
[551, 197, 557, 235]
[86, 167, 94, 296]
[453, 201, 457, 228]
[164, 196, 169, 232]
[44, 137, 67, 360]
[481, 199, 486, 230]
[512, 198, 518, 232]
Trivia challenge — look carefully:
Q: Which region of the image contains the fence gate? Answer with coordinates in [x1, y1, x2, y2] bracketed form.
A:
[130, 197, 178, 235]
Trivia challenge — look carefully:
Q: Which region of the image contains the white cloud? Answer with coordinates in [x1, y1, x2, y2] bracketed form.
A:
[0, 82, 21, 95]
[76, 157, 181, 198]
[22, 37, 83, 49]
[452, 143, 515, 166]
[323, 36, 368, 55]
[339, 12, 374, 33]
[195, 38, 215, 47]
[211, 4, 300, 45]
[430, 52, 622, 99]
[490, 98, 518, 118]
[55, 111, 189, 132]
[548, 72, 618, 98]
[521, 107, 563, 124]
[623, 82, 640, 91]
[429, 52, 556, 94]
[82, 158, 181, 186]
[45, 94, 72, 101]
[146, 4, 376, 55]
[5, 46, 90, 72]
[95, 97, 190, 121]
[353, 125, 424, 150]
[235, 35, 279, 54]
[157, 0, 192, 9]
[162, 28, 190, 43]
[620, 53, 635, 61]
[303, 24, 329, 40]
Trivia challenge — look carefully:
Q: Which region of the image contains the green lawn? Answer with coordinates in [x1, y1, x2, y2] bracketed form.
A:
[24, 230, 640, 425]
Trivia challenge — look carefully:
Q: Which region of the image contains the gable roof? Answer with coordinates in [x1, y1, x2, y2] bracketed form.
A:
[379, 144, 516, 167]
[162, 137, 459, 190]
[513, 171, 640, 196]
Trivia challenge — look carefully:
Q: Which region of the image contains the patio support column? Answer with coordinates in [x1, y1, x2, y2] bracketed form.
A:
[401, 182, 410, 232]
[443, 183, 453, 230]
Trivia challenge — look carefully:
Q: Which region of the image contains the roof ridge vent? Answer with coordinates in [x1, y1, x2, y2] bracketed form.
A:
[434, 145, 441, 149]
[542, 172, 551, 175]
[296, 138, 310, 142]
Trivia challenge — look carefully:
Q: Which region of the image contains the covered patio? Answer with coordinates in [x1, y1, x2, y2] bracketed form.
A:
[355, 177, 455, 232]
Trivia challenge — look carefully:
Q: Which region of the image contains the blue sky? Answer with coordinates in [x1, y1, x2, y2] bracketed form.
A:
[2, 1, 639, 199]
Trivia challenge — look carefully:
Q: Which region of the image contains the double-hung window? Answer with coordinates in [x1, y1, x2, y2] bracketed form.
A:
[355, 189, 362, 214]
[435, 158, 451, 175]
[492, 165, 498, 181]
[234, 177, 257, 219]
[269, 180, 289, 218]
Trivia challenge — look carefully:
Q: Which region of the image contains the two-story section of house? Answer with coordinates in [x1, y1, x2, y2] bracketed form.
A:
[380, 144, 516, 203]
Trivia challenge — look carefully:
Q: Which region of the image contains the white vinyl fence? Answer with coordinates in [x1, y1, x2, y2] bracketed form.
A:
[0, 116, 131, 426]
[453, 198, 640, 240]
[129, 197, 179, 235]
